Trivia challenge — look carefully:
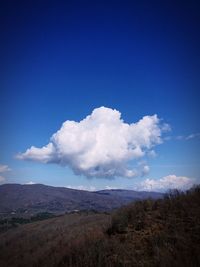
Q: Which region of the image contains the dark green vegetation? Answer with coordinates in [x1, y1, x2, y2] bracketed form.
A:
[0, 186, 199, 267]
[0, 212, 56, 233]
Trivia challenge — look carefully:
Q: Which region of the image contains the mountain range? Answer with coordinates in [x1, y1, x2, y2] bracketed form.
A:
[0, 183, 163, 218]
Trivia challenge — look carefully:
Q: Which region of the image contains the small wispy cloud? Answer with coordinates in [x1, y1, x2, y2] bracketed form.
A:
[185, 133, 200, 140]
[104, 185, 118, 190]
[0, 176, 5, 183]
[163, 132, 200, 142]
[135, 174, 196, 192]
[66, 185, 96, 191]
[17, 107, 170, 179]
[0, 164, 11, 184]
[147, 150, 157, 158]
[25, 181, 36, 185]
[173, 133, 200, 141]
[0, 164, 10, 173]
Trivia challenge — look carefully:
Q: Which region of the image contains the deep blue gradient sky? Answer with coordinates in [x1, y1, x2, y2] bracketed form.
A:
[1, 1, 200, 190]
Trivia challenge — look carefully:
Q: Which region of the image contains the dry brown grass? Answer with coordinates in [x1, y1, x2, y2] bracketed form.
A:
[0, 213, 111, 267]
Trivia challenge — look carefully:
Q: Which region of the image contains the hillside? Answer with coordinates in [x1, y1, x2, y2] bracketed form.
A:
[0, 184, 162, 218]
[0, 186, 199, 267]
[0, 212, 111, 267]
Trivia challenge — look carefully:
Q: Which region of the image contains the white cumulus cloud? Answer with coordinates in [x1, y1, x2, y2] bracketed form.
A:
[136, 175, 196, 192]
[17, 107, 169, 178]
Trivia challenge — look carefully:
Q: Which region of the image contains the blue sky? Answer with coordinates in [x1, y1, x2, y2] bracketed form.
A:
[0, 1, 199, 191]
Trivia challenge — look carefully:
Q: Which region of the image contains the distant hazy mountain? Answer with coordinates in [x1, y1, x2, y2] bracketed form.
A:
[96, 189, 163, 200]
[0, 184, 163, 218]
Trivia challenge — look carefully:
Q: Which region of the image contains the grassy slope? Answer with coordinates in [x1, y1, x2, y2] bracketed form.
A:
[0, 187, 200, 267]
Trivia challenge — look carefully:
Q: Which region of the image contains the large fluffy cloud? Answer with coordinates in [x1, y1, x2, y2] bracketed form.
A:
[17, 107, 169, 178]
[136, 175, 196, 192]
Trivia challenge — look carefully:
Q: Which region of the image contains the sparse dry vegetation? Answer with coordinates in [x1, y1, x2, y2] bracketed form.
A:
[0, 186, 200, 267]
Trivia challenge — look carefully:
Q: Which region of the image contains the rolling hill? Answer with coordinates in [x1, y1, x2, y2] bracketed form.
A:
[0, 184, 163, 218]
